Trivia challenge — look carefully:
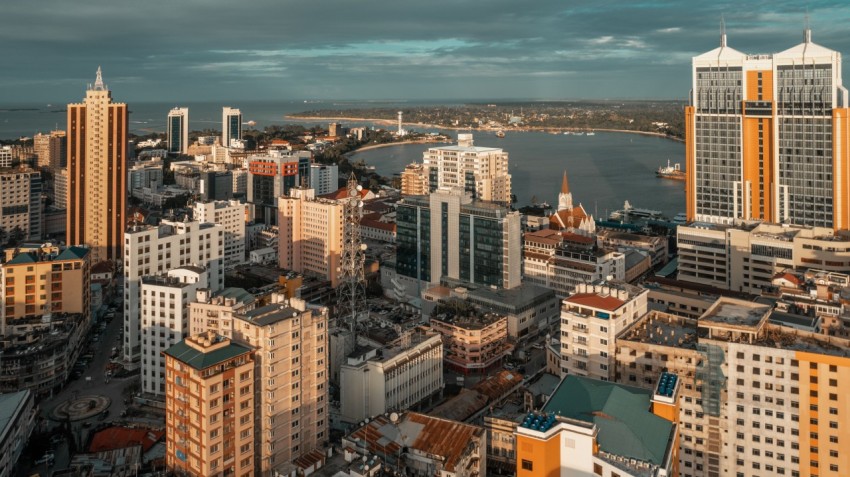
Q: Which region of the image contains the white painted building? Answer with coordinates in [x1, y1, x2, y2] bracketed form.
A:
[340, 330, 443, 424]
[123, 219, 224, 364]
[559, 281, 648, 380]
[422, 133, 512, 205]
[309, 163, 339, 196]
[193, 199, 246, 269]
[140, 266, 207, 395]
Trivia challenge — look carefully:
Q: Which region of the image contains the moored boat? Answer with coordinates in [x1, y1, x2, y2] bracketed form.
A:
[656, 160, 686, 181]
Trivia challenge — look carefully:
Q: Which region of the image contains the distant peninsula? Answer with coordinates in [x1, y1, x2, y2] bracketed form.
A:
[289, 100, 686, 141]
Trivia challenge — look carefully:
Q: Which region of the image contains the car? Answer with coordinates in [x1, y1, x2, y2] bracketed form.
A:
[34, 453, 54, 465]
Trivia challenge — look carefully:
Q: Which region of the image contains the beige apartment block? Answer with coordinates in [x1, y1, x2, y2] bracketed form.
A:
[33, 130, 66, 171]
[400, 162, 430, 196]
[67, 68, 127, 264]
[165, 332, 255, 476]
[431, 305, 512, 374]
[559, 280, 647, 380]
[277, 188, 344, 287]
[0, 169, 42, 241]
[423, 133, 511, 205]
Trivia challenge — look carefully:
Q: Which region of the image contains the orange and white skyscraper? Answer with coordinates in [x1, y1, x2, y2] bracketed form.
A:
[686, 27, 850, 229]
[67, 67, 128, 263]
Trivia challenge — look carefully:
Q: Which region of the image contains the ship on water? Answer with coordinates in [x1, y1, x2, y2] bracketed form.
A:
[608, 200, 663, 221]
[656, 159, 686, 181]
[496, 130, 505, 138]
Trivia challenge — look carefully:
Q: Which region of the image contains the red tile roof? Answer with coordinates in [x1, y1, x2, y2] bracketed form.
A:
[565, 293, 625, 311]
[89, 427, 164, 453]
[318, 187, 371, 200]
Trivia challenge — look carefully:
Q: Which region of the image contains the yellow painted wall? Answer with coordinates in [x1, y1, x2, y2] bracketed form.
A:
[685, 106, 696, 221]
[516, 433, 563, 477]
[833, 109, 850, 231]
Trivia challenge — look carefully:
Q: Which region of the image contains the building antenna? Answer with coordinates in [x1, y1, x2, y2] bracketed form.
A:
[720, 15, 727, 48]
[804, 9, 812, 43]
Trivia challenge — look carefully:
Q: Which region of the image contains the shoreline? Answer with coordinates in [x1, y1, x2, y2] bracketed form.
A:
[287, 115, 684, 143]
[347, 139, 451, 155]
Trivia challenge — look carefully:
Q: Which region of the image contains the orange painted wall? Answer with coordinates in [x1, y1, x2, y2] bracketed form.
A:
[833, 109, 850, 231]
[795, 351, 850, 477]
[685, 106, 696, 221]
[516, 433, 563, 477]
[741, 117, 773, 220]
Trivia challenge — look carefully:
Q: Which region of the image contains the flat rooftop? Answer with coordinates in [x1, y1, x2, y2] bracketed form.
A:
[618, 311, 699, 350]
[237, 303, 304, 327]
[699, 297, 771, 329]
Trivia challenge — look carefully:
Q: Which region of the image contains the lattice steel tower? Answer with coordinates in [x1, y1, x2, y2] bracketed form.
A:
[336, 174, 367, 334]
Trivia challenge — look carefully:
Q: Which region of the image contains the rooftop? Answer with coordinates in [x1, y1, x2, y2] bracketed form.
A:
[0, 391, 30, 444]
[565, 293, 625, 312]
[618, 311, 699, 350]
[539, 375, 674, 466]
[237, 303, 304, 326]
[163, 337, 251, 371]
[699, 297, 771, 329]
[89, 426, 164, 453]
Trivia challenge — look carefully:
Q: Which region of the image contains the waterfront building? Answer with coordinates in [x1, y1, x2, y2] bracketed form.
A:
[308, 163, 338, 195]
[400, 162, 430, 196]
[616, 298, 850, 477]
[515, 375, 679, 477]
[0, 390, 36, 477]
[686, 29, 850, 229]
[522, 228, 625, 298]
[67, 68, 127, 264]
[340, 328, 443, 424]
[277, 187, 344, 287]
[193, 200, 246, 270]
[167, 107, 189, 154]
[33, 130, 66, 171]
[549, 171, 595, 236]
[221, 107, 242, 148]
[395, 187, 521, 292]
[123, 219, 223, 364]
[164, 332, 254, 476]
[430, 301, 512, 374]
[423, 133, 512, 205]
[247, 149, 312, 225]
[140, 266, 207, 396]
[0, 168, 42, 241]
[559, 280, 648, 380]
[344, 412, 486, 477]
[677, 221, 850, 293]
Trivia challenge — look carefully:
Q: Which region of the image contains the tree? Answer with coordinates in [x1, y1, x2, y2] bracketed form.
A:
[6, 226, 24, 247]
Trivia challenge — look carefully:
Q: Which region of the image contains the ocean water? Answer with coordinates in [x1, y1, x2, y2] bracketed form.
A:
[1, 101, 685, 216]
[351, 131, 686, 217]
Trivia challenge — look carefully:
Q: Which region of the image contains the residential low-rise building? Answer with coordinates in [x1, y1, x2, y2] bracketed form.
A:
[597, 229, 670, 268]
[430, 300, 513, 374]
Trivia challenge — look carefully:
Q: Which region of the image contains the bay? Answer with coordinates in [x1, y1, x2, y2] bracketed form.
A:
[352, 131, 686, 218]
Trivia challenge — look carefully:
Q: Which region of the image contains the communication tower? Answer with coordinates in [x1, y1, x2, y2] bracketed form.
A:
[336, 174, 367, 334]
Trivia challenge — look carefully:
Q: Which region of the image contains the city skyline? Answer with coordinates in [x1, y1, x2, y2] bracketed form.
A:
[1, 1, 849, 102]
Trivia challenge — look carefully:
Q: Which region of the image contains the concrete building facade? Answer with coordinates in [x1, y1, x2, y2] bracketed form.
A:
[0, 169, 42, 241]
[167, 107, 189, 154]
[423, 133, 511, 205]
[193, 200, 246, 270]
[278, 188, 344, 287]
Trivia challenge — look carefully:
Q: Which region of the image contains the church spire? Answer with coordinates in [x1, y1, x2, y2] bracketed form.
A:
[558, 170, 573, 211]
[561, 170, 570, 195]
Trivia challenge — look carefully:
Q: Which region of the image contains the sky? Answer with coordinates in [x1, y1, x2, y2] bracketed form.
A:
[1, 0, 849, 102]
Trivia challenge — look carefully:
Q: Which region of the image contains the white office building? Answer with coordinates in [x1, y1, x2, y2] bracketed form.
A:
[308, 163, 339, 196]
[193, 200, 246, 270]
[422, 133, 512, 204]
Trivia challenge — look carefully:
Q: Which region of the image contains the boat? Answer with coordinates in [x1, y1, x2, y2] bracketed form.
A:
[496, 130, 505, 138]
[609, 200, 664, 221]
[586, 131, 596, 136]
[656, 160, 686, 181]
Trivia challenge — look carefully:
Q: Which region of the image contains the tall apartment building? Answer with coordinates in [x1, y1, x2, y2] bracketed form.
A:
[677, 222, 850, 293]
[53, 169, 67, 210]
[559, 281, 648, 380]
[191, 297, 330, 475]
[193, 200, 246, 270]
[395, 188, 521, 291]
[140, 266, 207, 395]
[164, 332, 255, 476]
[308, 163, 338, 196]
[248, 150, 312, 225]
[523, 228, 625, 298]
[277, 187, 344, 287]
[340, 329, 443, 423]
[33, 130, 66, 171]
[222, 107, 242, 148]
[188, 287, 256, 340]
[67, 68, 128, 264]
[686, 29, 850, 229]
[423, 134, 511, 204]
[400, 162, 429, 196]
[123, 219, 223, 363]
[0, 169, 42, 241]
[0, 147, 12, 168]
[616, 298, 850, 477]
[515, 375, 679, 477]
[167, 107, 189, 154]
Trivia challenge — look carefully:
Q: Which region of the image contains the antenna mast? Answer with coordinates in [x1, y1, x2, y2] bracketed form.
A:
[336, 174, 367, 337]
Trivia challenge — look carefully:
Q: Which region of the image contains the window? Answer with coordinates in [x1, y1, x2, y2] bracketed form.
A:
[521, 460, 533, 471]
[593, 463, 603, 475]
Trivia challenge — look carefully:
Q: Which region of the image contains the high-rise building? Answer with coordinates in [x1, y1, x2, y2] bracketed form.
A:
[67, 67, 128, 264]
[0, 147, 12, 168]
[400, 162, 430, 196]
[123, 219, 223, 364]
[686, 29, 850, 229]
[33, 130, 66, 171]
[423, 133, 512, 205]
[193, 200, 246, 270]
[395, 187, 522, 290]
[140, 266, 208, 395]
[247, 150, 312, 225]
[164, 332, 255, 476]
[0, 169, 42, 240]
[54, 168, 67, 210]
[167, 107, 189, 154]
[278, 187, 344, 286]
[308, 163, 338, 196]
[222, 107, 242, 148]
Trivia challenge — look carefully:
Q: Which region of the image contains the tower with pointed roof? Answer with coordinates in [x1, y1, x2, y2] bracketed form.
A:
[550, 169, 595, 236]
[67, 67, 128, 264]
[686, 24, 850, 230]
[557, 170, 573, 211]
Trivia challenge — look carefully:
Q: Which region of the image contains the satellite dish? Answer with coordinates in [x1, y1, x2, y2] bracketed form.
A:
[390, 412, 399, 423]
[356, 185, 363, 192]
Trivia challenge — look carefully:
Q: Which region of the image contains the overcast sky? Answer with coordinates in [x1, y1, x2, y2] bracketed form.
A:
[1, 0, 849, 102]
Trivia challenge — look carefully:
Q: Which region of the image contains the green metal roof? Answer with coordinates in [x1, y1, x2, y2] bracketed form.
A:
[164, 339, 251, 371]
[55, 246, 89, 261]
[542, 375, 673, 465]
[5, 252, 37, 265]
